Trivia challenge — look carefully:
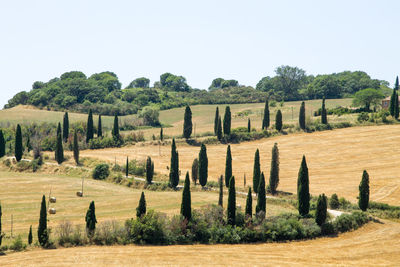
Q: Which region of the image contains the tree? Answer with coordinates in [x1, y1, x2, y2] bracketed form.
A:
[321, 97, 327, 124]
[26, 135, 32, 152]
[55, 123, 64, 164]
[160, 127, 163, 141]
[223, 106, 231, 135]
[329, 193, 340, 209]
[125, 156, 129, 178]
[198, 144, 208, 187]
[85, 201, 97, 237]
[136, 192, 146, 218]
[73, 130, 79, 165]
[183, 105, 193, 139]
[315, 194, 327, 226]
[247, 118, 251, 132]
[299, 101, 306, 130]
[395, 76, 399, 91]
[127, 77, 150, 88]
[169, 139, 179, 188]
[0, 130, 5, 157]
[390, 89, 396, 116]
[38, 195, 48, 247]
[262, 99, 270, 130]
[297, 155, 310, 216]
[352, 88, 384, 111]
[358, 170, 370, 211]
[218, 175, 223, 207]
[256, 172, 266, 219]
[214, 107, 219, 135]
[15, 124, 23, 162]
[217, 116, 222, 141]
[245, 187, 252, 218]
[112, 114, 119, 139]
[269, 143, 279, 194]
[97, 115, 102, 138]
[253, 149, 261, 194]
[28, 225, 33, 245]
[86, 109, 94, 143]
[225, 145, 232, 187]
[191, 158, 199, 185]
[227, 176, 236, 225]
[63, 112, 69, 142]
[146, 156, 154, 184]
[275, 110, 282, 131]
[395, 91, 399, 119]
[181, 172, 192, 220]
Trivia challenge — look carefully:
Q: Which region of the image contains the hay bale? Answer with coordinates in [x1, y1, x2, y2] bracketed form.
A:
[48, 208, 56, 214]
[50, 197, 56, 203]
[76, 191, 83, 197]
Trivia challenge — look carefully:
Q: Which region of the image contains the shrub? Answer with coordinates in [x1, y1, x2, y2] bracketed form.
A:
[125, 210, 168, 244]
[10, 235, 26, 252]
[333, 212, 370, 233]
[92, 164, 110, 180]
[357, 112, 369, 122]
[127, 159, 145, 176]
[329, 194, 340, 209]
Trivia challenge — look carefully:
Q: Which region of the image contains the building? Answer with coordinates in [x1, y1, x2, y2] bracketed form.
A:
[382, 96, 400, 109]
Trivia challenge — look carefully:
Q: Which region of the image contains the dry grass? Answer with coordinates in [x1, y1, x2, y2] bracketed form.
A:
[2, 220, 400, 266]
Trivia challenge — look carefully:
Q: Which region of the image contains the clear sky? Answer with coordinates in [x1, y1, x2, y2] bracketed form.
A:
[1, 0, 399, 108]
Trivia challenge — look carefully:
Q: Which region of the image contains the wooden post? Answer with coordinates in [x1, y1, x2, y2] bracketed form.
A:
[244, 173, 246, 188]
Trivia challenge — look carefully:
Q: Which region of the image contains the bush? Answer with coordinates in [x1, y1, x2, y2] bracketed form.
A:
[329, 194, 340, 209]
[10, 235, 27, 251]
[125, 210, 168, 244]
[357, 112, 370, 122]
[92, 164, 110, 180]
[127, 159, 145, 176]
[89, 137, 123, 149]
[333, 212, 370, 233]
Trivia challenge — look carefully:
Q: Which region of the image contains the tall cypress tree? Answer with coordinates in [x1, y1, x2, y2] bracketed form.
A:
[395, 91, 399, 119]
[63, 112, 69, 142]
[225, 145, 232, 187]
[321, 97, 327, 124]
[299, 101, 306, 130]
[86, 109, 94, 143]
[390, 89, 396, 116]
[0, 202, 2, 246]
[223, 106, 231, 136]
[55, 122, 64, 164]
[217, 116, 222, 141]
[269, 143, 280, 195]
[218, 175, 223, 207]
[247, 118, 251, 132]
[73, 130, 79, 165]
[85, 201, 97, 237]
[256, 172, 266, 218]
[181, 172, 192, 220]
[28, 225, 33, 245]
[136, 192, 146, 218]
[15, 124, 23, 162]
[125, 156, 129, 177]
[38, 195, 48, 247]
[275, 110, 282, 131]
[297, 155, 310, 216]
[262, 99, 270, 130]
[169, 138, 179, 188]
[97, 115, 102, 138]
[227, 176, 236, 225]
[253, 149, 261, 194]
[198, 144, 208, 187]
[358, 170, 370, 211]
[245, 187, 252, 218]
[146, 156, 154, 184]
[0, 130, 5, 158]
[183, 105, 193, 139]
[112, 114, 119, 139]
[315, 193, 327, 226]
[395, 76, 399, 91]
[214, 107, 219, 135]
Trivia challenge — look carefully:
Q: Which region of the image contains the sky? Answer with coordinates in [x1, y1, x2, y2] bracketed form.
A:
[1, 0, 399, 108]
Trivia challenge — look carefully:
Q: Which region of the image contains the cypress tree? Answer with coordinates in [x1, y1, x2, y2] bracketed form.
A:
[146, 156, 154, 184]
[223, 106, 231, 135]
[262, 99, 270, 130]
[321, 97, 328, 124]
[55, 122, 64, 164]
[73, 130, 79, 165]
[297, 155, 310, 216]
[214, 107, 219, 135]
[125, 156, 129, 178]
[256, 172, 266, 218]
[181, 172, 192, 220]
[253, 149, 261, 194]
[358, 170, 370, 211]
[395, 76, 399, 91]
[191, 158, 199, 185]
[85, 201, 97, 237]
[390, 89, 396, 116]
[247, 118, 251, 132]
[97, 115, 102, 138]
[0, 202, 2, 246]
[245, 187, 252, 218]
[0, 130, 5, 157]
[63, 112, 69, 142]
[15, 124, 23, 162]
[315, 194, 327, 226]
[169, 138, 179, 188]
[218, 175, 223, 207]
[86, 109, 94, 143]
[183, 105, 193, 139]
[395, 91, 399, 119]
[38, 195, 48, 247]
[28, 225, 33, 245]
[217, 116, 222, 141]
[275, 110, 282, 131]
[227, 176, 236, 225]
[225, 145, 232, 187]
[26, 135, 32, 152]
[299, 101, 306, 130]
[269, 143, 279, 195]
[160, 127, 163, 141]
[198, 144, 208, 187]
[112, 113, 119, 139]
[136, 192, 146, 218]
